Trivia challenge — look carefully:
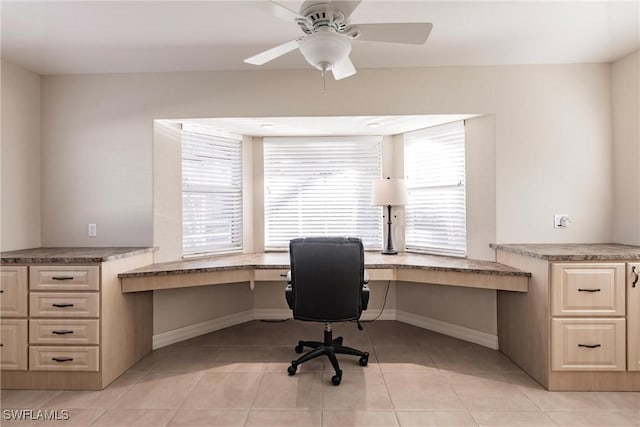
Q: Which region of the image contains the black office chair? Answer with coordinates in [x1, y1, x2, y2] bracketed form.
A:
[285, 237, 370, 385]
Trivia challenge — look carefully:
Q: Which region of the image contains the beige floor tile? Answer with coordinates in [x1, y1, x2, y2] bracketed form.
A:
[322, 410, 399, 426]
[43, 369, 146, 409]
[142, 346, 219, 373]
[546, 410, 639, 426]
[519, 389, 617, 412]
[264, 346, 325, 373]
[244, 409, 322, 427]
[322, 372, 393, 410]
[365, 321, 439, 347]
[430, 344, 520, 374]
[395, 410, 478, 427]
[374, 345, 440, 374]
[447, 373, 540, 411]
[168, 409, 248, 426]
[91, 409, 175, 426]
[0, 389, 62, 409]
[384, 373, 466, 411]
[253, 373, 323, 410]
[180, 371, 263, 409]
[0, 408, 104, 427]
[470, 411, 557, 426]
[112, 371, 203, 410]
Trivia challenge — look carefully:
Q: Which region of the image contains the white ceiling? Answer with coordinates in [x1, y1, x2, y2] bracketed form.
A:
[3, 1, 637, 138]
[2, 1, 638, 76]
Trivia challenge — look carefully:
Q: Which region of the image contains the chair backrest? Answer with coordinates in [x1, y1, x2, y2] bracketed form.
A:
[289, 237, 365, 322]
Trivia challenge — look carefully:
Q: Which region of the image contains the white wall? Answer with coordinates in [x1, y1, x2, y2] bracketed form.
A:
[612, 50, 640, 245]
[1, 60, 41, 251]
[39, 64, 614, 248]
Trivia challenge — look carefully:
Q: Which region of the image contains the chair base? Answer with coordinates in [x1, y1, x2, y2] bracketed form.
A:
[287, 323, 369, 386]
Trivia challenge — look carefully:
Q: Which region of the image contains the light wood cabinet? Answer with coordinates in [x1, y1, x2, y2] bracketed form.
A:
[497, 248, 640, 391]
[0, 319, 28, 370]
[0, 250, 154, 390]
[628, 262, 640, 371]
[1, 267, 28, 317]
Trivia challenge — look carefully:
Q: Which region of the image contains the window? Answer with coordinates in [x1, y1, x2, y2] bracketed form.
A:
[404, 121, 466, 257]
[263, 137, 382, 250]
[182, 129, 242, 256]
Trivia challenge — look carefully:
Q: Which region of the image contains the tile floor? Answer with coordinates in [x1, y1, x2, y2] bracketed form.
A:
[2, 320, 639, 426]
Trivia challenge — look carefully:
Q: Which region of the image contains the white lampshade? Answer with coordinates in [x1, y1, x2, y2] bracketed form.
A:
[299, 31, 351, 72]
[371, 178, 408, 206]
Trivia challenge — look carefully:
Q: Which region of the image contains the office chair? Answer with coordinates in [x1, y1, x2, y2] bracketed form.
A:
[285, 237, 370, 385]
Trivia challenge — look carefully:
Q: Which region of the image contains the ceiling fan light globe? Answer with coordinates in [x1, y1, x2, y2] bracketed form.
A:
[299, 31, 351, 71]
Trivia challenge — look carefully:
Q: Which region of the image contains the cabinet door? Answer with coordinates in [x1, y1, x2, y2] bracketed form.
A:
[0, 319, 28, 370]
[0, 266, 28, 317]
[628, 262, 640, 371]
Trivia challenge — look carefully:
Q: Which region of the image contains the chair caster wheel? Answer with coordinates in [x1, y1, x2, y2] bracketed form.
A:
[287, 363, 297, 376]
[331, 374, 342, 386]
[359, 353, 369, 366]
[294, 343, 304, 353]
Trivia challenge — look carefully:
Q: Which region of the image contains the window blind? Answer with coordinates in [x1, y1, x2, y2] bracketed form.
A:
[182, 130, 242, 256]
[263, 137, 382, 250]
[404, 121, 467, 257]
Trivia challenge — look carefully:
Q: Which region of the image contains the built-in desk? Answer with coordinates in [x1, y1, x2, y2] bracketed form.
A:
[118, 252, 530, 293]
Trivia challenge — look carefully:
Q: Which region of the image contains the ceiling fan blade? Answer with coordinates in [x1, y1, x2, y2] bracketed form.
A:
[244, 38, 302, 65]
[332, 55, 357, 80]
[355, 23, 433, 45]
[329, 1, 362, 18]
[261, 0, 306, 21]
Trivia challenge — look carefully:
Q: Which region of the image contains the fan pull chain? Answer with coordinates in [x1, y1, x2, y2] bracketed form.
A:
[321, 70, 327, 96]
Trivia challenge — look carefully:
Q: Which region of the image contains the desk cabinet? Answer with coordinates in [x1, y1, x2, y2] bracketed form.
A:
[0, 249, 154, 390]
[496, 248, 640, 391]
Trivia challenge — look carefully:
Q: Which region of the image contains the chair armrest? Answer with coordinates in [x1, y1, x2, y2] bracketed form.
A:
[361, 283, 370, 311]
[286, 270, 291, 284]
[363, 270, 370, 285]
[285, 284, 294, 309]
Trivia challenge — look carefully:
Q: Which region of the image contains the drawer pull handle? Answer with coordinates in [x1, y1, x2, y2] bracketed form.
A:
[632, 267, 638, 288]
[52, 276, 74, 281]
[578, 344, 601, 349]
[52, 330, 74, 335]
[52, 357, 74, 362]
[578, 288, 601, 292]
[52, 303, 74, 308]
[0, 343, 3, 347]
[0, 290, 3, 293]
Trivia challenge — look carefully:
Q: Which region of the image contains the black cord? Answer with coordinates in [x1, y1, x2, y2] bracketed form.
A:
[260, 318, 292, 322]
[362, 279, 392, 323]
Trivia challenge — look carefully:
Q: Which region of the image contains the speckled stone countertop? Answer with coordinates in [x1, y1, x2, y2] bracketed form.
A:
[490, 243, 640, 261]
[118, 251, 530, 279]
[0, 247, 156, 264]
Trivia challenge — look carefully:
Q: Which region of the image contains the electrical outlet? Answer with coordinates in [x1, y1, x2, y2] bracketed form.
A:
[554, 214, 570, 228]
[88, 223, 97, 237]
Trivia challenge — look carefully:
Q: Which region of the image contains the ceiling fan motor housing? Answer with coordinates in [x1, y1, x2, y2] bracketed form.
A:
[299, 30, 352, 71]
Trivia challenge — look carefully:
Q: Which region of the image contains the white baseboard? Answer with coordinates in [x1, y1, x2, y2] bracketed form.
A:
[397, 310, 499, 350]
[152, 310, 253, 349]
[152, 308, 498, 350]
[252, 308, 397, 322]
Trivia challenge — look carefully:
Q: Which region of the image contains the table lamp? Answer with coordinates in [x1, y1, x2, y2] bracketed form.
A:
[372, 177, 407, 255]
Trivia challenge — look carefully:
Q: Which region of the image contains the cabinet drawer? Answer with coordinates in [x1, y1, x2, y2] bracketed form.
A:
[30, 266, 99, 291]
[29, 346, 99, 372]
[30, 293, 99, 318]
[0, 266, 28, 317]
[551, 263, 625, 316]
[0, 319, 28, 370]
[551, 318, 625, 371]
[30, 319, 99, 345]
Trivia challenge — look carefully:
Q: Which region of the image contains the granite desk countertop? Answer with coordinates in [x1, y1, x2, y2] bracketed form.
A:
[118, 251, 530, 279]
[0, 247, 156, 264]
[490, 243, 640, 261]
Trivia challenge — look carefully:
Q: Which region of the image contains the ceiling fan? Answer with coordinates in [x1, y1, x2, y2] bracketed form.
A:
[244, 0, 433, 81]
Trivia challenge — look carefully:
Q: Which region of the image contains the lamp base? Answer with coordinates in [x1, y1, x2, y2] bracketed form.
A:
[381, 248, 398, 255]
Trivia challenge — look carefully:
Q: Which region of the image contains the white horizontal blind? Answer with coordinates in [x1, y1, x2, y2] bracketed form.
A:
[263, 137, 382, 250]
[182, 130, 242, 256]
[404, 121, 467, 257]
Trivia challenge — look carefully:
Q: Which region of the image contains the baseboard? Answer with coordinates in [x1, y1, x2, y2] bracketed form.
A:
[396, 310, 499, 350]
[152, 310, 253, 349]
[152, 308, 497, 350]
[252, 308, 397, 322]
